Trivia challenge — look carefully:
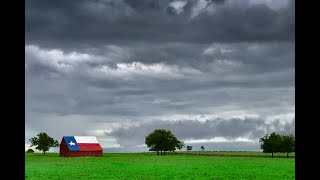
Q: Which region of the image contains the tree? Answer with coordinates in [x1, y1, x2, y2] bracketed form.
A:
[280, 134, 295, 158]
[145, 129, 184, 155]
[186, 146, 192, 151]
[26, 149, 34, 153]
[259, 132, 282, 158]
[201, 146, 205, 151]
[29, 132, 59, 154]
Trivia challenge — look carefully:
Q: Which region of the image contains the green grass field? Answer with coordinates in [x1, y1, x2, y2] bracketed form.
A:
[170, 151, 295, 158]
[25, 153, 294, 180]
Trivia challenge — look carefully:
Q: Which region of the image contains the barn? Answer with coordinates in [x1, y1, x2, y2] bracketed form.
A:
[60, 136, 103, 157]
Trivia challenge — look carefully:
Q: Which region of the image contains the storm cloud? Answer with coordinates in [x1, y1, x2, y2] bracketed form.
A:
[25, 0, 295, 151]
[26, 0, 294, 48]
[106, 118, 295, 149]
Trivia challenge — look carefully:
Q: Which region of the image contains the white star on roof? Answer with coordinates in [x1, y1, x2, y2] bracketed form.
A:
[69, 141, 75, 146]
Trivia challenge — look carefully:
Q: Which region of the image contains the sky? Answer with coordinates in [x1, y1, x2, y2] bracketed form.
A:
[25, 0, 295, 152]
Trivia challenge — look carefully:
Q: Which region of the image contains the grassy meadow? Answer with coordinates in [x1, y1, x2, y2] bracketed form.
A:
[25, 152, 294, 180]
[170, 151, 295, 158]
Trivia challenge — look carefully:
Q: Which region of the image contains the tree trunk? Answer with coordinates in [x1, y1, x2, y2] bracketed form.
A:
[157, 151, 159, 155]
[164, 151, 166, 155]
[272, 152, 273, 158]
[43, 150, 46, 155]
[160, 151, 162, 155]
[287, 152, 289, 158]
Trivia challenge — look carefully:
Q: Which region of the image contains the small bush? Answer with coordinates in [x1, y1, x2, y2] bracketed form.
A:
[26, 149, 34, 153]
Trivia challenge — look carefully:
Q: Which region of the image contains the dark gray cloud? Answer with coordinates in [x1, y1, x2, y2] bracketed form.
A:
[25, 41, 295, 150]
[25, 0, 295, 151]
[26, 0, 294, 50]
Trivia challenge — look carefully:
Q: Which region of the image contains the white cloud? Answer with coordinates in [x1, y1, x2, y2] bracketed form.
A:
[25, 144, 38, 152]
[135, 144, 147, 148]
[96, 136, 122, 148]
[169, 1, 187, 14]
[184, 137, 254, 143]
[92, 61, 202, 80]
[26, 45, 203, 80]
[265, 113, 295, 124]
[152, 112, 259, 122]
[203, 45, 235, 55]
[191, 0, 208, 18]
[25, 144, 57, 153]
[25, 45, 105, 74]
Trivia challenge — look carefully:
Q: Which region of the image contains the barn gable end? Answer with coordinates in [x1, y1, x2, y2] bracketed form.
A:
[60, 136, 103, 157]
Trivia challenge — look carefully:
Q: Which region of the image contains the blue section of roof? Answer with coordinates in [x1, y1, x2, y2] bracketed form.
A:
[63, 136, 80, 151]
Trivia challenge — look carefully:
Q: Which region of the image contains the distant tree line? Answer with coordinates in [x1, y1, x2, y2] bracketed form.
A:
[259, 132, 295, 158]
[185, 145, 206, 152]
[145, 129, 294, 158]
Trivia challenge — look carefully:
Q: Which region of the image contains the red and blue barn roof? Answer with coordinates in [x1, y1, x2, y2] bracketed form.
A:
[63, 136, 103, 151]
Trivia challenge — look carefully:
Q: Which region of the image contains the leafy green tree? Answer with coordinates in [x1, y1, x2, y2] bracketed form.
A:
[259, 132, 282, 158]
[145, 129, 184, 155]
[201, 146, 205, 151]
[186, 146, 192, 151]
[280, 134, 295, 158]
[29, 132, 59, 154]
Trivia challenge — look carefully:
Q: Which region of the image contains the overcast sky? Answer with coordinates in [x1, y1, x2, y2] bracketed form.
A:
[25, 0, 294, 152]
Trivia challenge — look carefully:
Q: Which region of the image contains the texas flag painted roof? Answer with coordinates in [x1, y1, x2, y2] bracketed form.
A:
[63, 136, 103, 151]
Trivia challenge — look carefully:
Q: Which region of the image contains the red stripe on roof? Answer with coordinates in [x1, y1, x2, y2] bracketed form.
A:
[78, 143, 103, 151]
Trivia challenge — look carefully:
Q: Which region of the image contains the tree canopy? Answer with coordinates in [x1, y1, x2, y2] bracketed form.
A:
[29, 132, 59, 154]
[259, 132, 295, 158]
[280, 134, 295, 158]
[145, 129, 184, 155]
